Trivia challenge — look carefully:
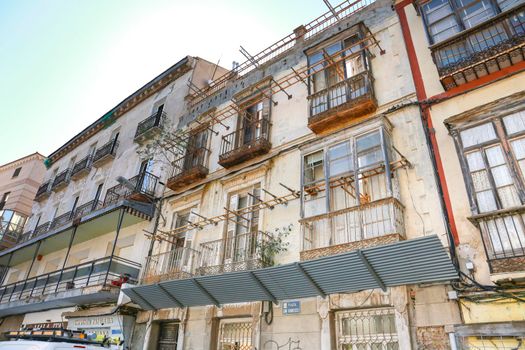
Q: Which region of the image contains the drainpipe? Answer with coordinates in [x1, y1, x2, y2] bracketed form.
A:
[395, 1, 459, 265]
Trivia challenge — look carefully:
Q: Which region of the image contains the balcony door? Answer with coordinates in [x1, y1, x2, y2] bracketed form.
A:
[238, 100, 269, 146]
[224, 185, 261, 265]
[138, 159, 153, 194]
[167, 211, 195, 275]
[185, 129, 208, 170]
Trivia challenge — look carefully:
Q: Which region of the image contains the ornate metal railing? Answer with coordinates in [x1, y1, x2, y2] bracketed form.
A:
[301, 197, 405, 256]
[135, 111, 166, 139]
[35, 181, 51, 200]
[197, 231, 272, 276]
[0, 256, 141, 304]
[71, 155, 92, 178]
[431, 4, 525, 87]
[73, 200, 103, 220]
[140, 247, 201, 284]
[51, 169, 71, 190]
[308, 70, 374, 118]
[219, 118, 271, 167]
[92, 139, 119, 165]
[49, 211, 73, 231]
[104, 171, 159, 206]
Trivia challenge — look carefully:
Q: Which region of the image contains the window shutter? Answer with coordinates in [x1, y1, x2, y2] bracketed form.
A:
[224, 194, 239, 262]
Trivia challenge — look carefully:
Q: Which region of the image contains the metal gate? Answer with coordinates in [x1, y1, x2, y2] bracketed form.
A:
[158, 322, 179, 350]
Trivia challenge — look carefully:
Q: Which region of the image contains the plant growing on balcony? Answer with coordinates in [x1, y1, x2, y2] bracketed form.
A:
[259, 224, 292, 266]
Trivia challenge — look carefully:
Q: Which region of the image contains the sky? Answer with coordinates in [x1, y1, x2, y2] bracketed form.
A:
[0, 0, 329, 164]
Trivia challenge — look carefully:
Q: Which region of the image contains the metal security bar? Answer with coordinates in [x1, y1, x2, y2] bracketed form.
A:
[336, 308, 399, 350]
[140, 247, 201, 284]
[135, 111, 166, 139]
[218, 321, 253, 350]
[0, 256, 141, 304]
[197, 231, 271, 276]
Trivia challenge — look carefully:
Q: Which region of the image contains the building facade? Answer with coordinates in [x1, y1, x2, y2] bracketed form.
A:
[0, 57, 225, 347]
[122, 1, 461, 349]
[0, 153, 45, 251]
[396, 0, 525, 347]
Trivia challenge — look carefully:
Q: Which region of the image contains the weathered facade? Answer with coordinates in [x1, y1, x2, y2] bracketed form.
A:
[122, 1, 461, 349]
[0, 57, 225, 347]
[396, 0, 525, 347]
[0, 153, 45, 252]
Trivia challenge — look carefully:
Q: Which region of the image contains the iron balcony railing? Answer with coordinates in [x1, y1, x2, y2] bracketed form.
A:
[48, 211, 73, 231]
[72, 200, 103, 220]
[301, 197, 405, 254]
[35, 181, 51, 200]
[104, 171, 159, 206]
[140, 247, 201, 285]
[0, 256, 141, 304]
[51, 169, 71, 190]
[71, 155, 92, 178]
[92, 139, 119, 165]
[219, 118, 271, 165]
[431, 4, 525, 85]
[135, 111, 166, 139]
[170, 147, 209, 178]
[197, 231, 272, 276]
[308, 70, 374, 118]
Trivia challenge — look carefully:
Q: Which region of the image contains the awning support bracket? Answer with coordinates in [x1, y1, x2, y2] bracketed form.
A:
[192, 279, 220, 307]
[357, 250, 387, 292]
[295, 262, 326, 298]
[250, 271, 277, 304]
[158, 284, 183, 308]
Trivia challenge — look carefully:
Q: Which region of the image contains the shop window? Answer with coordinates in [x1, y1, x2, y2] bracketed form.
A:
[335, 308, 399, 350]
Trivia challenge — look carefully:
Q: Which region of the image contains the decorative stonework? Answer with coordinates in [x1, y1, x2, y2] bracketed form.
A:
[490, 256, 525, 274]
[416, 326, 450, 350]
[300, 233, 403, 261]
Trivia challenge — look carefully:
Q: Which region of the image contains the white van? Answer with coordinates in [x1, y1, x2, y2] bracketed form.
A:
[0, 339, 104, 349]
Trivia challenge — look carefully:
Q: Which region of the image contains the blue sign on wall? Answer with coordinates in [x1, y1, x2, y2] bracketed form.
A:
[282, 300, 301, 315]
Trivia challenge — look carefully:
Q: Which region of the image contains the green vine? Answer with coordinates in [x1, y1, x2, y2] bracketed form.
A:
[259, 224, 292, 267]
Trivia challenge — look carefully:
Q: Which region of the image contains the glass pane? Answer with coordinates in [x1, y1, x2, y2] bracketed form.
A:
[304, 151, 324, 183]
[457, 0, 496, 29]
[485, 145, 505, 166]
[477, 190, 498, 212]
[460, 123, 497, 148]
[471, 170, 491, 191]
[358, 149, 383, 169]
[497, 0, 525, 10]
[491, 165, 513, 187]
[503, 111, 525, 135]
[329, 142, 353, 176]
[466, 151, 485, 171]
[357, 131, 381, 151]
[497, 185, 521, 208]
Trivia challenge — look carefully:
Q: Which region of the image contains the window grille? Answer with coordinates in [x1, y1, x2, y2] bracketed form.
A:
[336, 308, 399, 350]
[455, 335, 525, 349]
[218, 320, 253, 350]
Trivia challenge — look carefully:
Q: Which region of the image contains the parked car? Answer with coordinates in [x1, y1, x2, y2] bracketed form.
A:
[0, 339, 104, 349]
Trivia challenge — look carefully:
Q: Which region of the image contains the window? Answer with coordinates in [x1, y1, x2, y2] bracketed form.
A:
[1, 192, 10, 205]
[456, 110, 525, 260]
[420, 0, 521, 43]
[12, 167, 21, 178]
[157, 322, 178, 350]
[336, 308, 399, 350]
[217, 319, 253, 350]
[307, 33, 369, 116]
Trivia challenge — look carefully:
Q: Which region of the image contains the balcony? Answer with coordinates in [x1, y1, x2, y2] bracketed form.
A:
[0, 221, 24, 250]
[197, 231, 272, 276]
[300, 197, 405, 261]
[72, 200, 103, 220]
[48, 211, 73, 231]
[307, 70, 377, 134]
[104, 171, 158, 206]
[470, 206, 525, 274]
[134, 111, 165, 144]
[70, 155, 92, 180]
[51, 169, 71, 192]
[140, 247, 201, 285]
[92, 139, 119, 167]
[34, 181, 51, 202]
[431, 5, 525, 90]
[218, 118, 271, 168]
[167, 147, 209, 191]
[0, 256, 140, 317]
